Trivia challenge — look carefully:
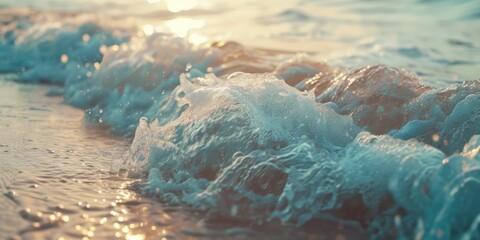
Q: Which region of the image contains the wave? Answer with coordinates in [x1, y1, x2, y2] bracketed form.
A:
[2, 11, 480, 239]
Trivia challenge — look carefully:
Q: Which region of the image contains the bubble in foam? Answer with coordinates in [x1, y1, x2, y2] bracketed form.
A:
[60, 54, 68, 63]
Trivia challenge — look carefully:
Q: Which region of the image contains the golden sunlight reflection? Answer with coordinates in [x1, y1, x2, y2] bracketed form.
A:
[125, 233, 146, 240]
[147, 0, 198, 12]
[142, 24, 155, 36]
[166, 18, 205, 38]
[188, 32, 208, 45]
[141, 20, 208, 45]
[165, 0, 197, 12]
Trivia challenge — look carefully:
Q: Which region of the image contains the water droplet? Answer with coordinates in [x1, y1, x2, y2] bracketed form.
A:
[99, 217, 107, 224]
[61, 215, 70, 222]
[60, 54, 69, 64]
[99, 45, 108, 54]
[185, 63, 192, 71]
[82, 34, 90, 42]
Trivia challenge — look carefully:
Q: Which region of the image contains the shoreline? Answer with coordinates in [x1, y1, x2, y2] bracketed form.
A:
[0, 79, 366, 239]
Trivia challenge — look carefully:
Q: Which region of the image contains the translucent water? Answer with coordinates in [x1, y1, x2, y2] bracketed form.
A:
[1, 0, 480, 239]
[2, 0, 479, 85]
[0, 80, 352, 239]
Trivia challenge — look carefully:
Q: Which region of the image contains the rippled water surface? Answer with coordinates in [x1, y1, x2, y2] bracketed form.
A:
[1, 0, 479, 239]
[2, 0, 479, 86]
[0, 80, 364, 239]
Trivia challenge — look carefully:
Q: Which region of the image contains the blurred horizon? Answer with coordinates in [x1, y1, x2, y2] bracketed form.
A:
[2, 0, 479, 86]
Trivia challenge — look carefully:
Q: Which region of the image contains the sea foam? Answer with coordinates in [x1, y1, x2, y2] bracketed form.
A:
[2, 13, 480, 239]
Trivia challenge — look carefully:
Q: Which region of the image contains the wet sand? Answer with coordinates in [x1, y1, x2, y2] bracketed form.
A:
[0, 78, 365, 239]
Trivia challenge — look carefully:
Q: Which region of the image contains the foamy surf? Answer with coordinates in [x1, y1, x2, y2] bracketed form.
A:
[1, 1, 480, 239]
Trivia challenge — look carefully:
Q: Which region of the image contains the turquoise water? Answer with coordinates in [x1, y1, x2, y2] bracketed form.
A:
[2, 0, 479, 85]
[1, 0, 480, 239]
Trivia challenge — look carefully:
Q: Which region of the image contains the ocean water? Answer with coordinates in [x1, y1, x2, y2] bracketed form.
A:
[1, 0, 480, 239]
[0, 80, 342, 240]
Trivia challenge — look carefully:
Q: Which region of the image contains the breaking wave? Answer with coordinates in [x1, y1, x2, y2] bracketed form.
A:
[1, 7, 480, 239]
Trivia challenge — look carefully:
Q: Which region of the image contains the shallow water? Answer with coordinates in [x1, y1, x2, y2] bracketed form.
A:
[2, 0, 479, 86]
[0, 79, 365, 239]
[1, 0, 480, 239]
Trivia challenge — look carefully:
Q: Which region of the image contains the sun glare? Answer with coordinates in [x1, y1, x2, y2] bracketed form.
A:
[146, 0, 198, 13]
[165, 0, 197, 12]
[165, 18, 205, 38]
